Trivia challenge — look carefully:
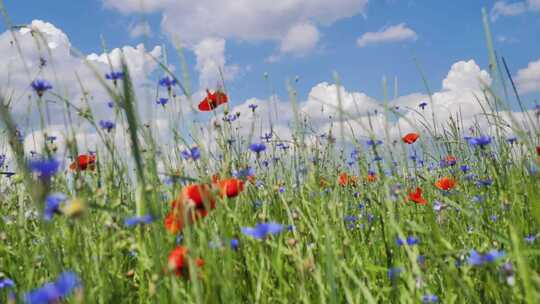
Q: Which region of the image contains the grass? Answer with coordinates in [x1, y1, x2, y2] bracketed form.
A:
[0, 7, 540, 304]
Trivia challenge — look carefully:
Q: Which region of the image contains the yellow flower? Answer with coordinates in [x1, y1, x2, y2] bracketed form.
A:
[61, 198, 86, 218]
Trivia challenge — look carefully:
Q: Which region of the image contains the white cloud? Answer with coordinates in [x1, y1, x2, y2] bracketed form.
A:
[0, 20, 174, 161]
[129, 21, 152, 38]
[356, 23, 417, 48]
[529, 0, 540, 10]
[193, 37, 239, 89]
[280, 23, 320, 55]
[103, 0, 368, 68]
[104, 0, 367, 44]
[490, 1, 528, 21]
[515, 58, 540, 94]
[301, 82, 381, 123]
[490, 0, 540, 21]
[442, 60, 492, 91]
[221, 59, 531, 147]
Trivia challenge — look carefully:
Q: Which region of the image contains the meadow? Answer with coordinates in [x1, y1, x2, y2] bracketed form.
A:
[0, 8, 540, 304]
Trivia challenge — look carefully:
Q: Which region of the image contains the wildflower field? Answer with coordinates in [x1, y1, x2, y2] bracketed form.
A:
[0, 4, 540, 304]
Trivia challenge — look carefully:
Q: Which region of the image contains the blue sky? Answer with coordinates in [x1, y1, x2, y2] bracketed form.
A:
[1, 0, 539, 105]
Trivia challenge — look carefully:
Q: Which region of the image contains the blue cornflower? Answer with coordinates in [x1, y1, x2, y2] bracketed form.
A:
[233, 167, 255, 180]
[372, 156, 383, 162]
[433, 201, 444, 212]
[527, 164, 538, 176]
[278, 186, 286, 193]
[396, 235, 419, 246]
[490, 215, 498, 222]
[44, 193, 67, 221]
[476, 178, 493, 187]
[276, 143, 289, 150]
[25, 271, 81, 304]
[472, 195, 484, 204]
[181, 146, 201, 161]
[506, 137, 517, 144]
[261, 132, 273, 142]
[31, 79, 53, 97]
[47, 136, 57, 143]
[105, 71, 124, 81]
[107, 101, 114, 108]
[230, 239, 239, 250]
[366, 139, 383, 146]
[159, 76, 177, 89]
[419, 102, 428, 110]
[249, 143, 266, 154]
[223, 113, 239, 122]
[460, 165, 470, 173]
[344, 215, 357, 222]
[15, 129, 24, 143]
[387, 267, 402, 280]
[524, 234, 536, 244]
[0, 278, 15, 289]
[467, 135, 492, 147]
[156, 98, 168, 106]
[422, 294, 439, 303]
[252, 200, 263, 208]
[29, 158, 60, 180]
[248, 104, 258, 112]
[241, 222, 283, 240]
[467, 249, 505, 266]
[124, 215, 154, 227]
[99, 120, 115, 132]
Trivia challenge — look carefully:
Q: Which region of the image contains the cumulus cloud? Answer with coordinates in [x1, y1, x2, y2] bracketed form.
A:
[193, 38, 239, 90]
[0, 20, 163, 124]
[0, 20, 181, 163]
[222, 59, 533, 147]
[301, 82, 381, 123]
[128, 21, 152, 38]
[356, 23, 417, 48]
[529, 0, 540, 10]
[103, 0, 368, 68]
[280, 23, 320, 55]
[490, 0, 540, 21]
[104, 0, 367, 44]
[490, 1, 528, 21]
[515, 58, 540, 94]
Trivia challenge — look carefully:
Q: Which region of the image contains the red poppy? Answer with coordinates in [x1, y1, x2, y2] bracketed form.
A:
[408, 187, 427, 205]
[402, 132, 420, 144]
[164, 211, 183, 234]
[338, 172, 357, 186]
[182, 184, 216, 210]
[435, 177, 456, 191]
[536, 146, 540, 156]
[366, 172, 377, 183]
[198, 90, 228, 111]
[218, 178, 244, 198]
[69, 154, 96, 171]
[167, 246, 204, 277]
[164, 184, 215, 234]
